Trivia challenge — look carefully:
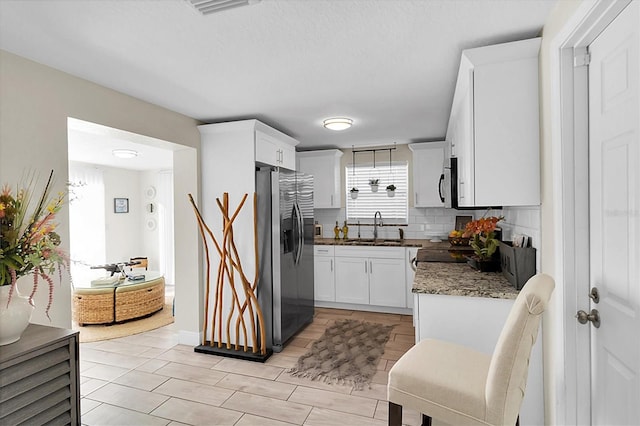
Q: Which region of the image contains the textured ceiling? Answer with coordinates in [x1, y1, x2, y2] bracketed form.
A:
[0, 0, 556, 153]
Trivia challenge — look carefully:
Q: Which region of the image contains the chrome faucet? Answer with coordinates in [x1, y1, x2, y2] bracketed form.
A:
[373, 211, 383, 240]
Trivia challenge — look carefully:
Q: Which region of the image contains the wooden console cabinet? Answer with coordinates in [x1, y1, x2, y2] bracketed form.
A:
[0, 324, 80, 425]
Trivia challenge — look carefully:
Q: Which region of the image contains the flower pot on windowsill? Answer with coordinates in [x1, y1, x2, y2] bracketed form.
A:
[466, 255, 501, 273]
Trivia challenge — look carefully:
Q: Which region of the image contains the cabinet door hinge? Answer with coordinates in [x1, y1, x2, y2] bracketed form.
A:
[574, 52, 590, 67]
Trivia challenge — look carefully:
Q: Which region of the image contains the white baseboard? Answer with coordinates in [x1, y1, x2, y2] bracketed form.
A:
[178, 330, 201, 346]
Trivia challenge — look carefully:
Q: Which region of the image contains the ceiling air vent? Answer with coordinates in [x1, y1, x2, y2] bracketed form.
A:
[187, 0, 261, 15]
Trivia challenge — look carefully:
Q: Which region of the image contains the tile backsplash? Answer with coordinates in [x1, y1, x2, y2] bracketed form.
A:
[314, 205, 541, 248]
[315, 208, 467, 240]
[499, 206, 541, 248]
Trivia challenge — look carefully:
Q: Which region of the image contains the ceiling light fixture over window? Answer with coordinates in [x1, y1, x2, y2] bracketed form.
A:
[323, 117, 353, 131]
[112, 149, 138, 159]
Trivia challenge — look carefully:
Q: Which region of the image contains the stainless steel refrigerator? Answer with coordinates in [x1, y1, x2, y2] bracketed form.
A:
[256, 167, 314, 352]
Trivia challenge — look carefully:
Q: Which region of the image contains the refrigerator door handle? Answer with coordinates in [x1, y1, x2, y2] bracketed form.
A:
[297, 202, 304, 261]
[296, 202, 304, 263]
[292, 202, 303, 265]
[291, 204, 299, 265]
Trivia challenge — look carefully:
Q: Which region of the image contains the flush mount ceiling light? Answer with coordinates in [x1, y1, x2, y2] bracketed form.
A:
[112, 149, 138, 159]
[323, 118, 353, 131]
[187, 0, 261, 15]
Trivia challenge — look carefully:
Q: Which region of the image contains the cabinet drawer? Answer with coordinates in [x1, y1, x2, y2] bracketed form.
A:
[334, 245, 405, 259]
[314, 245, 334, 256]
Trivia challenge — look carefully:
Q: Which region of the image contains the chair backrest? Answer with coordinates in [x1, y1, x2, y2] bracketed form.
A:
[484, 273, 555, 425]
[130, 257, 148, 269]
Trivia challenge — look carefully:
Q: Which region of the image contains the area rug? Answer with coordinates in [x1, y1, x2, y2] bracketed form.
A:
[74, 299, 174, 343]
[288, 319, 394, 390]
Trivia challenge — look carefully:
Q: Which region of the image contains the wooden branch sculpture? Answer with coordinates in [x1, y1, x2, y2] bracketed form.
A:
[188, 192, 267, 355]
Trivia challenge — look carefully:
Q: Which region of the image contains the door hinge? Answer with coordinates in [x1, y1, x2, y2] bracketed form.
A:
[574, 52, 591, 67]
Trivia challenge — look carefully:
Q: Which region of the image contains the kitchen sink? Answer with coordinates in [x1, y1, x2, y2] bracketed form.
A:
[341, 238, 404, 246]
[379, 240, 403, 246]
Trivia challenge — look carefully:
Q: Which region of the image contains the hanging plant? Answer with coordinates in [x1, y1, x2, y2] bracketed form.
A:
[386, 184, 396, 198]
[369, 178, 379, 192]
[350, 187, 359, 200]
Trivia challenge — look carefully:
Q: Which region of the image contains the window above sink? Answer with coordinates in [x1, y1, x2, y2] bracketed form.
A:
[345, 161, 408, 222]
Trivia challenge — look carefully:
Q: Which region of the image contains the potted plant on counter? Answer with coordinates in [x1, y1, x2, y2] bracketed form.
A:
[462, 215, 503, 272]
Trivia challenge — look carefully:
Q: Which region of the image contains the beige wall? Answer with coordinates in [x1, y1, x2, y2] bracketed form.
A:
[0, 50, 201, 331]
[538, 1, 584, 424]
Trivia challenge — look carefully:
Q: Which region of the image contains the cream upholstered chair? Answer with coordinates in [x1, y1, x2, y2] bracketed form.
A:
[388, 273, 554, 426]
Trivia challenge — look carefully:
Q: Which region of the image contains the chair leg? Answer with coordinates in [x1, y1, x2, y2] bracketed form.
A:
[388, 401, 402, 426]
[422, 414, 432, 426]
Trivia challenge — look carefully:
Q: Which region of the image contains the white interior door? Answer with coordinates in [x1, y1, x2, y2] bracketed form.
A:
[588, 2, 640, 424]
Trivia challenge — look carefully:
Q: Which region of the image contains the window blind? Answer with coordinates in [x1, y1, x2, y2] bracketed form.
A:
[346, 161, 408, 221]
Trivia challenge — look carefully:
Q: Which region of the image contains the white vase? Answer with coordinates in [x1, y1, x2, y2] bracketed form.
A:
[370, 184, 379, 192]
[0, 282, 35, 346]
[387, 189, 396, 198]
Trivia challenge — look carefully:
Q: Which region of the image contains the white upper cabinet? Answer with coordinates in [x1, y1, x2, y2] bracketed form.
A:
[297, 149, 343, 208]
[408, 142, 446, 207]
[200, 120, 299, 172]
[447, 38, 541, 207]
[255, 127, 297, 170]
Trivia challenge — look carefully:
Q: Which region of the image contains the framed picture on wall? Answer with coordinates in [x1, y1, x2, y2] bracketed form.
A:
[455, 215, 472, 231]
[114, 198, 129, 213]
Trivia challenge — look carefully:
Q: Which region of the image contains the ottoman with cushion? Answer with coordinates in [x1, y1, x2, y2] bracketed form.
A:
[72, 272, 165, 326]
[115, 276, 165, 322]
[73, 286, 115, 326]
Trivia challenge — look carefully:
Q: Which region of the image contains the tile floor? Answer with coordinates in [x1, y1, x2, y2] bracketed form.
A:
[79, 307, 425, 426]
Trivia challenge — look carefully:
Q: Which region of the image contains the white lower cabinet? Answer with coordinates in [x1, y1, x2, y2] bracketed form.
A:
[314, 246, 335, 302]
[368, 258, 406, 307]
[334, 257, 369, 304]
[333, 246, 406, 308]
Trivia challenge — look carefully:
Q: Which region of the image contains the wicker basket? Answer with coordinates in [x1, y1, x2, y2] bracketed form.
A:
[73, 290, 115, 326]
[448, 236, 470, 246]
[115, 279, 165, 322]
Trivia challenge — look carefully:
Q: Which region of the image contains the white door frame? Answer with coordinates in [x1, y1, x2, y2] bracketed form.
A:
[549, 0, 632, 424]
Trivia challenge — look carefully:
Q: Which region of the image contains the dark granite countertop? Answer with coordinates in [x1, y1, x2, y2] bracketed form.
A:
[314, 237, 428, 247]
[412, 262, 518, 300]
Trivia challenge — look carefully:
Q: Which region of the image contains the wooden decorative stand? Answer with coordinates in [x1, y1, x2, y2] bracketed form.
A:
[189, 192, 271, 362]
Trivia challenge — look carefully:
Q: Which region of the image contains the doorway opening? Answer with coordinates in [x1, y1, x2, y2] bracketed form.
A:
[67, 117, 177, 336]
